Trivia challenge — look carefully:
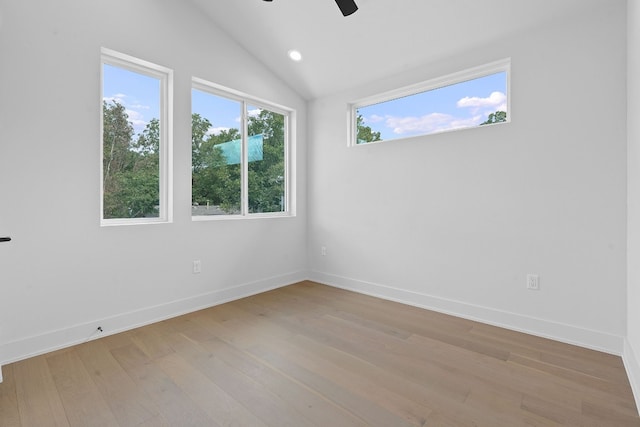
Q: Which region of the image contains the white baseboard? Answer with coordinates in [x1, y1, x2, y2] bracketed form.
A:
[624, 340, 640, 416]
[309, 271, 624, 355]
[0, 270, 307, 369]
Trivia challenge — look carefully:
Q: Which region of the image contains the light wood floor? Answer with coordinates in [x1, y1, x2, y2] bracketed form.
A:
[1, 281, 638, 426]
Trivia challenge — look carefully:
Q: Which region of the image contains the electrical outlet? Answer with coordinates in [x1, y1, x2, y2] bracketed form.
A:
[193, 260, 202, 274]
[526, 274, 540, 290]
[321, 246, 327, 256]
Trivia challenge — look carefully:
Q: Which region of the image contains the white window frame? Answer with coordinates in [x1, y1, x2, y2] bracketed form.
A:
[100, 48, 173, 226]
[191, 77, 295, 220]
[348, 58, 511, 146]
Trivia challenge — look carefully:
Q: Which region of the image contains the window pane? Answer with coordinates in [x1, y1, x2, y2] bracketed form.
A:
[356, 71, 508, 144]
[191, 89, 242, 216]
[247, 105, 286, 214]
[102, 64, 161, 219]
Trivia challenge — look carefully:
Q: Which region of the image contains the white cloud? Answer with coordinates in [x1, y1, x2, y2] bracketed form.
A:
[366, 90, 508, 139]
[496, 102, 507, 113]
[386, 113, 454, 135]
[447, 115, 484, 130]
[103, 93, 127, 104]
[129, 103, 150, 110]
[235, 109, 262, 123]
[384, 112, 485, 136]
[125, 109, 148, 127]
[457, 91, 506, 109]
[103, 92, 157, 135]
[206, 126, 231, 136]
[103, 94, 153, 115]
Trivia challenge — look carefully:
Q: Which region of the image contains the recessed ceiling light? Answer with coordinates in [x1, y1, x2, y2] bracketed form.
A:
[288, 50, 303, 62]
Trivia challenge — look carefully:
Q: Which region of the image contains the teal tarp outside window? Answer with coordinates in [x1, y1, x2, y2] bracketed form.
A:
[215, 134, 264, 165]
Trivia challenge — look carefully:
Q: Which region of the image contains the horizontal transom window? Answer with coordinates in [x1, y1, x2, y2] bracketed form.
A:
[350, 58, 510, 145]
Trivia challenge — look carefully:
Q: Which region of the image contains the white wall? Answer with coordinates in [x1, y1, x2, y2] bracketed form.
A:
[0, 0, 307, 364]
[627, 0, 640, 411]
[308, 2, 628, 353]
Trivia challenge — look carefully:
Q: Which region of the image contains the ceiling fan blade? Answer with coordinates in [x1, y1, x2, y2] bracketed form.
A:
[263, 0, 357, 17]
[334, 0, 358, 16]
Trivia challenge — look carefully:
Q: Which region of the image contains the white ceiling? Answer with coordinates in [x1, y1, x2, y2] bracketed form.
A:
[189, 0, 609, 100]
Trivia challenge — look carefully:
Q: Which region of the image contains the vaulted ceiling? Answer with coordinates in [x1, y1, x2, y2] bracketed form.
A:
[189, 0, 610, 100]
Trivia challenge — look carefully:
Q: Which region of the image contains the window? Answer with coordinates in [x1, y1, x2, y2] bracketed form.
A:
[350, 58, 510, 145]
[100, 48, 173, 225]
[191, 78, 293, 219]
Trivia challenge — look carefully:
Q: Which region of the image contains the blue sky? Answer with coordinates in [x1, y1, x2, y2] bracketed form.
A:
[192, 89, 244, 137]
[192, 89, 266, 138]
[358, 72, 507, 141]
[102, 64, 161, 137]
[103, 66, 252, 138]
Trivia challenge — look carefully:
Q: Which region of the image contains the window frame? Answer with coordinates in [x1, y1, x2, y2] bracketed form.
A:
[191, 77, 295, 220]
[348, 58, 511, 146]
[100, 48, 173, 226]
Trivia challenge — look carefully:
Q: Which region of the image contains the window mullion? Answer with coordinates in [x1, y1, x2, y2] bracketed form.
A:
[241, 101, 249, 215]
[283, 115, 290, 213]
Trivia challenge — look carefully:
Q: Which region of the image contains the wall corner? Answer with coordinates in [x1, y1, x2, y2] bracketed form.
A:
[624, 339, 640, 416]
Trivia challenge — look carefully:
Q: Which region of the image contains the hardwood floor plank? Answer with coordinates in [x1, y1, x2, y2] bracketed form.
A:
[201, 302, 295, 348]
[75, 339, 159, 426]
[200, 336, 369, 427]
[129, 325, 176, 360]
[164, 331, 317, 427]
[470, 321, 625, 368]
[155, 350, 265, 427]
[286, 281, 474, 333]
[249, 335, 438, 426]
[96, 329, 135, 352]
[538, 350, 630, 383]
[110, 343, 215, 426]
[14, 356, 70, 427]
[325, 309, 414, 340]
[508, 352, 635, 402]
[285, 332, 469, 407]
[405, 333, 583, 408]
[287, 313, 475, 401]
[46, 349, 119, 427]
[581, 399, 640, 426]
[0, 364, 21, 427]
[520, 394, 583, 426]
[133, 414, 173, 427]
[247, 342, 416, 427]
[406, 332, 634, 420]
